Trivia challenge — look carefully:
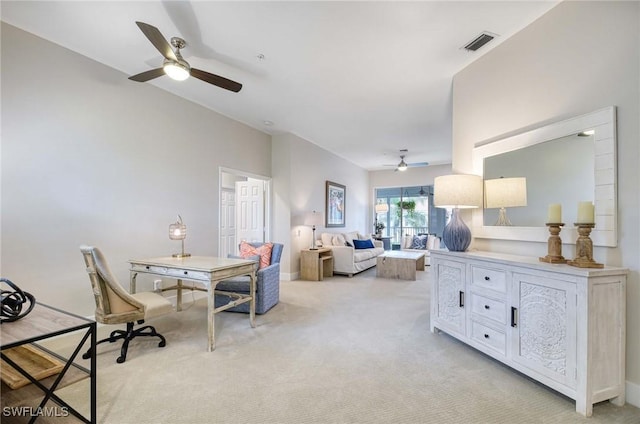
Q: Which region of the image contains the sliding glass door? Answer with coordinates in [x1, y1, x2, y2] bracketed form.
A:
[375, 186, 445, 248]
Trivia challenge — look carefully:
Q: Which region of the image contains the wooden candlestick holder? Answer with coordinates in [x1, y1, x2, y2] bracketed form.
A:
[539, 223, 567, 264]
[567, 223, 604, 268]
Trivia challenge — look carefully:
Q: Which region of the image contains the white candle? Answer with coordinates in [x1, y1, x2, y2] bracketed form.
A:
[547, 203, 562, 223]
[577, 201, 595, 224]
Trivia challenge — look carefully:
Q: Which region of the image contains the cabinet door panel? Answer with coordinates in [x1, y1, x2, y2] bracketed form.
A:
[434, 260, 466, 337]
[511, 272, 577, 389]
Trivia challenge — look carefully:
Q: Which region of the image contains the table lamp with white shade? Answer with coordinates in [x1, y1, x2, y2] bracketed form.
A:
[434, 174, 483, 252]
[304, 211, 324, 250]
[374, 202, 389, 235]
[484, 177, 527, 226]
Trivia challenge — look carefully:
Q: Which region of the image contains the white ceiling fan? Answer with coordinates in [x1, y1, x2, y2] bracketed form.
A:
[384, 149, 429, 171]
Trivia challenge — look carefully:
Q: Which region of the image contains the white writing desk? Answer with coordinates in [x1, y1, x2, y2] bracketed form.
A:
[128, 256, 257, 351]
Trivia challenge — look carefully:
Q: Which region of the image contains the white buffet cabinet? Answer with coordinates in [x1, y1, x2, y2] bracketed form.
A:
[430, 250, 627, 417]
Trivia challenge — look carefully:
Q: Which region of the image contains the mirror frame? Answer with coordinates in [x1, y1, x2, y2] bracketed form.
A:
[472, 106, 617, 247]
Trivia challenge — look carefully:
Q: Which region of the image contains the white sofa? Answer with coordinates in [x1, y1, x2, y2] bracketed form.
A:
[319, 231, 384, 277]
[400, 234, 441, 266]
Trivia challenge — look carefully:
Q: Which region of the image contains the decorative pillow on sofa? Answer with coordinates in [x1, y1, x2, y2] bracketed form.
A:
[332, 234, 346, 246]
[353, 239, 375, 249]
[411, 235, 428, 249]
[343, 231, 360, 247]
[321, 233, 334, 247]
[239, 241, 273, 269]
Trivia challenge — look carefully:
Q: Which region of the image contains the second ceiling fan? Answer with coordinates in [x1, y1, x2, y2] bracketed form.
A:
[386, 150, 429, 171]
[128, 21, 242, 93]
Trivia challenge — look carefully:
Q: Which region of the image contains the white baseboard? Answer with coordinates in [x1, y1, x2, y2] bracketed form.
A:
[280, 272, 297, 281]
[626, 380, 640, 408]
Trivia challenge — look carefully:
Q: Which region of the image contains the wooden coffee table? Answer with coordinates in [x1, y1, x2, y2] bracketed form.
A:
[376, 250, 426, 280]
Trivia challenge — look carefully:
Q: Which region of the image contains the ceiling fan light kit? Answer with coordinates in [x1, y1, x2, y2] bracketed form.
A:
[128, 21, 242, 92]
[163, 60, 190, 81]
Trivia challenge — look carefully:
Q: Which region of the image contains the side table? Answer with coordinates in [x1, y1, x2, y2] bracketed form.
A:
[0, 303, 97, 423]
[300, 248, 334, 281]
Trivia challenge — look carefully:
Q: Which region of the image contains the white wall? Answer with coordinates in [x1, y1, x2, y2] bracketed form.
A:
[272, 133, 369, 278]
[1, 23, 272, 316]
[452, 1, 640, 402]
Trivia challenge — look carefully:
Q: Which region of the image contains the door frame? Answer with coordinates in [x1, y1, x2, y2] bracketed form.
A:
[218, 167, 272, 253]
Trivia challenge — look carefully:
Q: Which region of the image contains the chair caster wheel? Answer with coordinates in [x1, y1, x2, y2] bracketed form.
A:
[116, 356, 126, 364]
[159, 340, 166, 348]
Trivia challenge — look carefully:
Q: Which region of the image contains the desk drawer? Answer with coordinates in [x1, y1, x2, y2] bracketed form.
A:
[470, 293, 507, 325]
[131, 264, 168, 275]
[130, 264, 210, 282]
[471, 320, 506, 356]
[164, 268, 210, 281]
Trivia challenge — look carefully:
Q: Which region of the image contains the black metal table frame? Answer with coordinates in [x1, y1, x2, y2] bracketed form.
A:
[1, 303, 96, 424]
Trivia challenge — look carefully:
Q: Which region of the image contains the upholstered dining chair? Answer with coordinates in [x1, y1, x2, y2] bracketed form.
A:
[80, 245, 173, 363]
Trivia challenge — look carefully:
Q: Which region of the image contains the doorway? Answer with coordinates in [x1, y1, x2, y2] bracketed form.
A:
[219, 168, 271, 257]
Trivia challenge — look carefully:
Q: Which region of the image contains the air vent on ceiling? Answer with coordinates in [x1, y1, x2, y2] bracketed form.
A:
[462, 32, 496, 52]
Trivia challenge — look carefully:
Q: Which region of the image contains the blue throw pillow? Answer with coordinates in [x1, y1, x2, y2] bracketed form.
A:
[353, 239, 375, 249]
[411, 235, 428, 249]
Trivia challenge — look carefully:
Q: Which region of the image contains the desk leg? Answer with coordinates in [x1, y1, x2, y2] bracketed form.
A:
[176, 279, 183, 312]
[90, 321, 97, 423]
[249, 273, 256, 328]
[207, 282, 216, 352]
[130, 271, 138, 293]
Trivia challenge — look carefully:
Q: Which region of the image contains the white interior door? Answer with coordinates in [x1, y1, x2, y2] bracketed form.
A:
[220, 188, 236, 257]
[236, 179, 265, 244]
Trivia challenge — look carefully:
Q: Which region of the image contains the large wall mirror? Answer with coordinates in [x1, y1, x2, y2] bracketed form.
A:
[472, 107, 617, 247]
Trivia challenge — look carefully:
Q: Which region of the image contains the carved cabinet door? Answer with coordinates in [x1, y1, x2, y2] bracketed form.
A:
[510, 272, 577, 389]
[432, 259, 467, 338]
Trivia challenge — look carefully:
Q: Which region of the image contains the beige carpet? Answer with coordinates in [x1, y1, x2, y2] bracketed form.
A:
[21, 268, 640, 423]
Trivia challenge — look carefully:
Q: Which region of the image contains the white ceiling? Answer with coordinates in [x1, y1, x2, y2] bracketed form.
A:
[1, 1, 558, 170]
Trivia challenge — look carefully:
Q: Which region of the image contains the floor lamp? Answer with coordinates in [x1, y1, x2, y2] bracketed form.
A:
[434, 174, 483, 252]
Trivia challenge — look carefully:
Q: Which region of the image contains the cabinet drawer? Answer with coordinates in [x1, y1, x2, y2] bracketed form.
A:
[470, 293, 507, 325]
[471, 266, 507, 293]
[471, 321, 506, 355]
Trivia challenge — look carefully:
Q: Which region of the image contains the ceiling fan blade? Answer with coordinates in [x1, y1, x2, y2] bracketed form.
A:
[190, 68, 242, 92]
[128, 68, 166, 82]
[407, 162, 430, 167]
[135, 21, 177, 61]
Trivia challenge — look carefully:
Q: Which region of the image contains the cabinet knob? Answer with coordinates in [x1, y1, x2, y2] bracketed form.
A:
[484, 334, 489, 339]
[146, 266, 150, 270]
[484, 305, 490, 310]
[184, 271, 188, 275]
[484, 276, 490, 281]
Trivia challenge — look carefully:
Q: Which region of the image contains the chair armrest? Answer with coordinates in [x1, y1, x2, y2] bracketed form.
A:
[256, 262, 280, 280]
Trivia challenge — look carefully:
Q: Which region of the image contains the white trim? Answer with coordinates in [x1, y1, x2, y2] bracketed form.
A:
[626, 380, 640, 408]
[472, 106, 617, 247]
[280, 272, 296, 281]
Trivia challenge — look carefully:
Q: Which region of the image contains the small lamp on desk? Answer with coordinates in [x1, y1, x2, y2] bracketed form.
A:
[304, 211, 324, 250]
[169, 215, 191, 258]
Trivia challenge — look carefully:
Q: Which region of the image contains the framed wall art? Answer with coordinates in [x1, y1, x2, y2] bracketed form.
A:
[325, 181, 346, 227]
